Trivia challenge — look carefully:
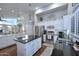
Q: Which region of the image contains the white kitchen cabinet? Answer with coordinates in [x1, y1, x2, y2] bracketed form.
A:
[33, 40, 37, 54]
[17, 37, 42, 56]
[37, 38, 41, 48]
[0, 35, 16, 49]
[17, 41, 34, 56]
[25, 41, 34, 56]
[33, 37, 41, 53]
[17, 42, 25, 56]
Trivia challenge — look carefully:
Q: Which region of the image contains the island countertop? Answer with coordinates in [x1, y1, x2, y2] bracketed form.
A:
[14, 35, 41, 44]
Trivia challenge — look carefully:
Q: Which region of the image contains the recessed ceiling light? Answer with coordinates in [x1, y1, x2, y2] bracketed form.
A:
[35, 7, 39, 10]
[0, 8, 2, 11]
[17, 17, 20, 20]
[11, 10, 14, 13]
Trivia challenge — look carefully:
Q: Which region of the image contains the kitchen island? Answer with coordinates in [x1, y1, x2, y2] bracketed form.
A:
[15, 36, 42, 56]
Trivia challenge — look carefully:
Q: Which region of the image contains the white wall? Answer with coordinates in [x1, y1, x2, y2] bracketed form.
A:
[67, 4, 73, 14]
[35, 10, 67, 32]
[38, 10, 67, 21]
[36, 19, 64, 31]
[24, 12, 35, 35]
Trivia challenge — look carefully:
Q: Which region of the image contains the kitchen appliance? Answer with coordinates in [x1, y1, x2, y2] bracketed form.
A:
[35, 25, 45, 43]
[35, 26, 44, 36]
[47, 31, 54, 40]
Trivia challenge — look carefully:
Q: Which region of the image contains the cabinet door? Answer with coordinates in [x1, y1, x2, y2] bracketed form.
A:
[25, 42, 34, 56]
[35, 38, 41, 52]
[37, 38, 42, 49]
[25, 45, 31, 56]
[33, 40, 38, 54]
[17, 42, 24, 56]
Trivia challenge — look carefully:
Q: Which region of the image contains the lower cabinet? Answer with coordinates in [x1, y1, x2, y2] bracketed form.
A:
[17, 37, 41, 56]
[16, 42, 24, 56]
[33, 38, 41, 54]
[25, 41, 34, 56]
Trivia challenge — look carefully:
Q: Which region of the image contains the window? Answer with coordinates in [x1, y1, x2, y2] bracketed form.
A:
[71, 15, 75, 34]
[76, 10, 79, 35]
[71, 4, 79, 36]
[2, 18, 17, 25]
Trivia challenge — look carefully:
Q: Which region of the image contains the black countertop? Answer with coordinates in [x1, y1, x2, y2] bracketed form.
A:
[14, 35, 40, 44]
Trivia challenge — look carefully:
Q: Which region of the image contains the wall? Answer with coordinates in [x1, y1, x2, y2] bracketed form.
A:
[35, 10, 67, 32]
[36, 19, 64, 32]
[23, 12, 35, 35]
[67, 3, 73, 15]
[38, 10, 67, 21]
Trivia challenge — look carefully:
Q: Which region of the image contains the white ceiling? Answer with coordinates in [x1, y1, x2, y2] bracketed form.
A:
[0, 3, 51, 18]
[36, 4, 68, 15]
